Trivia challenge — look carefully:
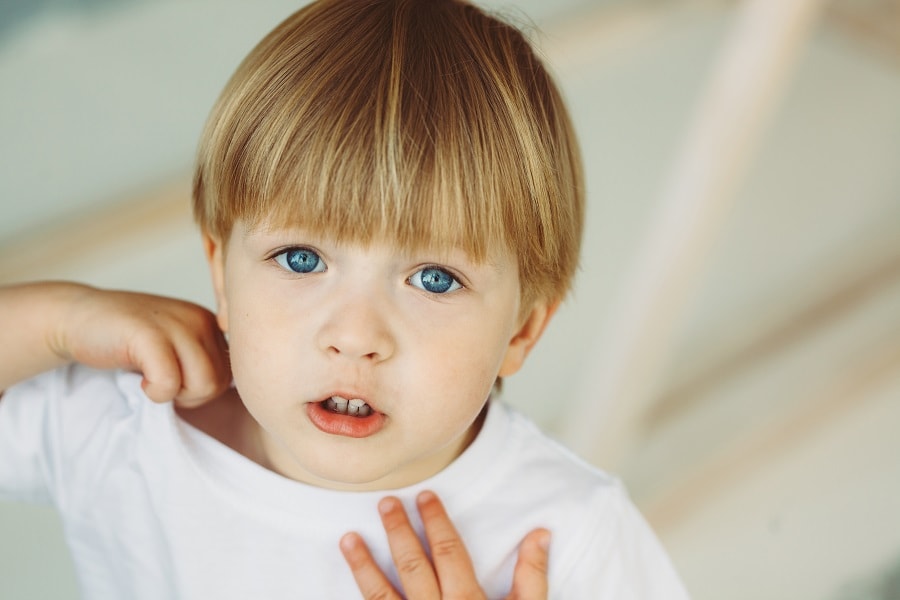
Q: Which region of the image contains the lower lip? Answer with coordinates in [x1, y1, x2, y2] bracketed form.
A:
[306, 402, 386, 438]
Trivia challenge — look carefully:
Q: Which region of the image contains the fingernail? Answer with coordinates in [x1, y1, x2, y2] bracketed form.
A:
[539, 530, 552, 551]
[339, 533, 358, 552]
[378, 497, 398, 515]
[417, 490, 436, 505]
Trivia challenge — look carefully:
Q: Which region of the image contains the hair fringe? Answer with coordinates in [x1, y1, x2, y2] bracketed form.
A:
[193, 0, 583, 305]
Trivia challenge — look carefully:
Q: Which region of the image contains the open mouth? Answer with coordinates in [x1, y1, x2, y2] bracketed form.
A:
[320, 395, 374, 418]
[308, 394, 386, 438]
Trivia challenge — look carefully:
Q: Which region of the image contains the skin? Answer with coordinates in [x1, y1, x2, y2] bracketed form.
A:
[343, 490, 551, 600]
[0, 222, 557, 596]
[0, 282, 231, 403]
[202, 221, 556, 491]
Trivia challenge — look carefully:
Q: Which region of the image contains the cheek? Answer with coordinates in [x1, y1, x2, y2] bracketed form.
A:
[225, 293, 290, 383]
[469, 312, 518, 369]
[431, 326, 510, 400]
[226, 309, 293, 432]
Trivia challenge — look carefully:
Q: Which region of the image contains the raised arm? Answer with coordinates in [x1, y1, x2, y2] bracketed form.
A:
[0, 282, 230, 405]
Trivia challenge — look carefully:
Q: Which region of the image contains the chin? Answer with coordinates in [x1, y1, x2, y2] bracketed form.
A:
[311, 469, 397, 492]
[287, 455, 400, 491]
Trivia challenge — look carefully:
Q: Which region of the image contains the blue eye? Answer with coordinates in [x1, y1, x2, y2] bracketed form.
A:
[409, 267, 461, 294]
[274, 248, 326, 274]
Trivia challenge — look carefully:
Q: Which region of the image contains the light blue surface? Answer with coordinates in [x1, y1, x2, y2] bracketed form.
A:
[0, 502, 79, 599]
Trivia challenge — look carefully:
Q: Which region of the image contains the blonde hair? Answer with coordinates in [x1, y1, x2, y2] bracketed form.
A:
[193, 0, 583, 305]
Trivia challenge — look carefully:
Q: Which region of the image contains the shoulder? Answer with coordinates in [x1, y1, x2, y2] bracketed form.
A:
[2, 364, 170, 465]
[0, 365, 171, 504]
[485, 403, 690, 598]
[475, 402, 634, 543]
[487, 401, 618, 496]
[40, 363, 152, 423]
[3, 363, 143, 420]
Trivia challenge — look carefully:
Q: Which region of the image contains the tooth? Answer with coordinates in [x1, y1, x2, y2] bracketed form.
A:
[358, 405, 371, 417]
[348, 398, 365, 416]
[332, 396, 349, 414]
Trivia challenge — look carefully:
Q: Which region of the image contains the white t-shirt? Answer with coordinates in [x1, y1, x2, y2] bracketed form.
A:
[0, 365, 689, 599]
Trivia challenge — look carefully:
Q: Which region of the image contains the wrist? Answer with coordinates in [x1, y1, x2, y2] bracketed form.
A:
[41, 281, 96, 362]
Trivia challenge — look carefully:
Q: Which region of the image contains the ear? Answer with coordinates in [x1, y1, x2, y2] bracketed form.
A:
[498, 301, 559, 377]
[203, 232, 229, 333]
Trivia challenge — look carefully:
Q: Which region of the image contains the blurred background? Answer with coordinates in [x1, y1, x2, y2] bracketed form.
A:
[1, 0, 899, 598]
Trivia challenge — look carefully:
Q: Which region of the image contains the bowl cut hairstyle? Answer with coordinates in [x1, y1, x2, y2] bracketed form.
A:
[193, 0, 584, 306]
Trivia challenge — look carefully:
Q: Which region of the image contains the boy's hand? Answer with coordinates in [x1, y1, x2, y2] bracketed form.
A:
[341, 491, 550, 600]
[1, 282, 228, 403]
[52, 285, 230, 405]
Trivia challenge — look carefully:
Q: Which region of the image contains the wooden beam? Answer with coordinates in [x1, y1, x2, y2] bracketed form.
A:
[559, 0, 827, 467]
[0, 180, 191, 284]
[643, 331, 900, 532]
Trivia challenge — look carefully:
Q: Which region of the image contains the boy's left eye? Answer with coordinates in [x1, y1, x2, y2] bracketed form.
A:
[409, 267, 461, 294]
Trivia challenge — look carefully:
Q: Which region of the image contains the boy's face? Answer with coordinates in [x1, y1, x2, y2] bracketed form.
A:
[205, 221, 553, 491]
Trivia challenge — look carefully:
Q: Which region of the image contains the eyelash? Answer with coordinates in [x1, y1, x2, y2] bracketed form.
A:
[269, 248, 465, 294]
[408, 265, 464, 295]
[271, 246, 326, 274]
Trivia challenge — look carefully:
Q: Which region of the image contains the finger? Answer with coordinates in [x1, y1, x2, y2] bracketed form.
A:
[379, 496, 440, 599]
[340, 532, 402, 600]
[416, 490, 483, 598]
[208, 325, 232, 389]
[171, 326, 230, 407]
[130, 332, 183, 403]
[505, 529, 550, 600]
[192, 314, 232, 396]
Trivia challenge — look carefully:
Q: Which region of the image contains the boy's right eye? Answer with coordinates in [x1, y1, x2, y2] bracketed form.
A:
[273, 248, 326, 274]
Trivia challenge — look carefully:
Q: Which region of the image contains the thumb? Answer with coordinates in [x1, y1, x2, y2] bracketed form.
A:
[506, 528, 550, 600]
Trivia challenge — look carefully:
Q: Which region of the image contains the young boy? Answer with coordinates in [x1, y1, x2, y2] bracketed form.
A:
[0, 0, 689, 598]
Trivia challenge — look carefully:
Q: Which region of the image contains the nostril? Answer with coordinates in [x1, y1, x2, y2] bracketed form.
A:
[316, 316, 394, 361]
[325, 345, 386, 363]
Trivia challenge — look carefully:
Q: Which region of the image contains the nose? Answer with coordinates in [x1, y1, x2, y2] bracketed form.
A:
[315, 288, 395, 363]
